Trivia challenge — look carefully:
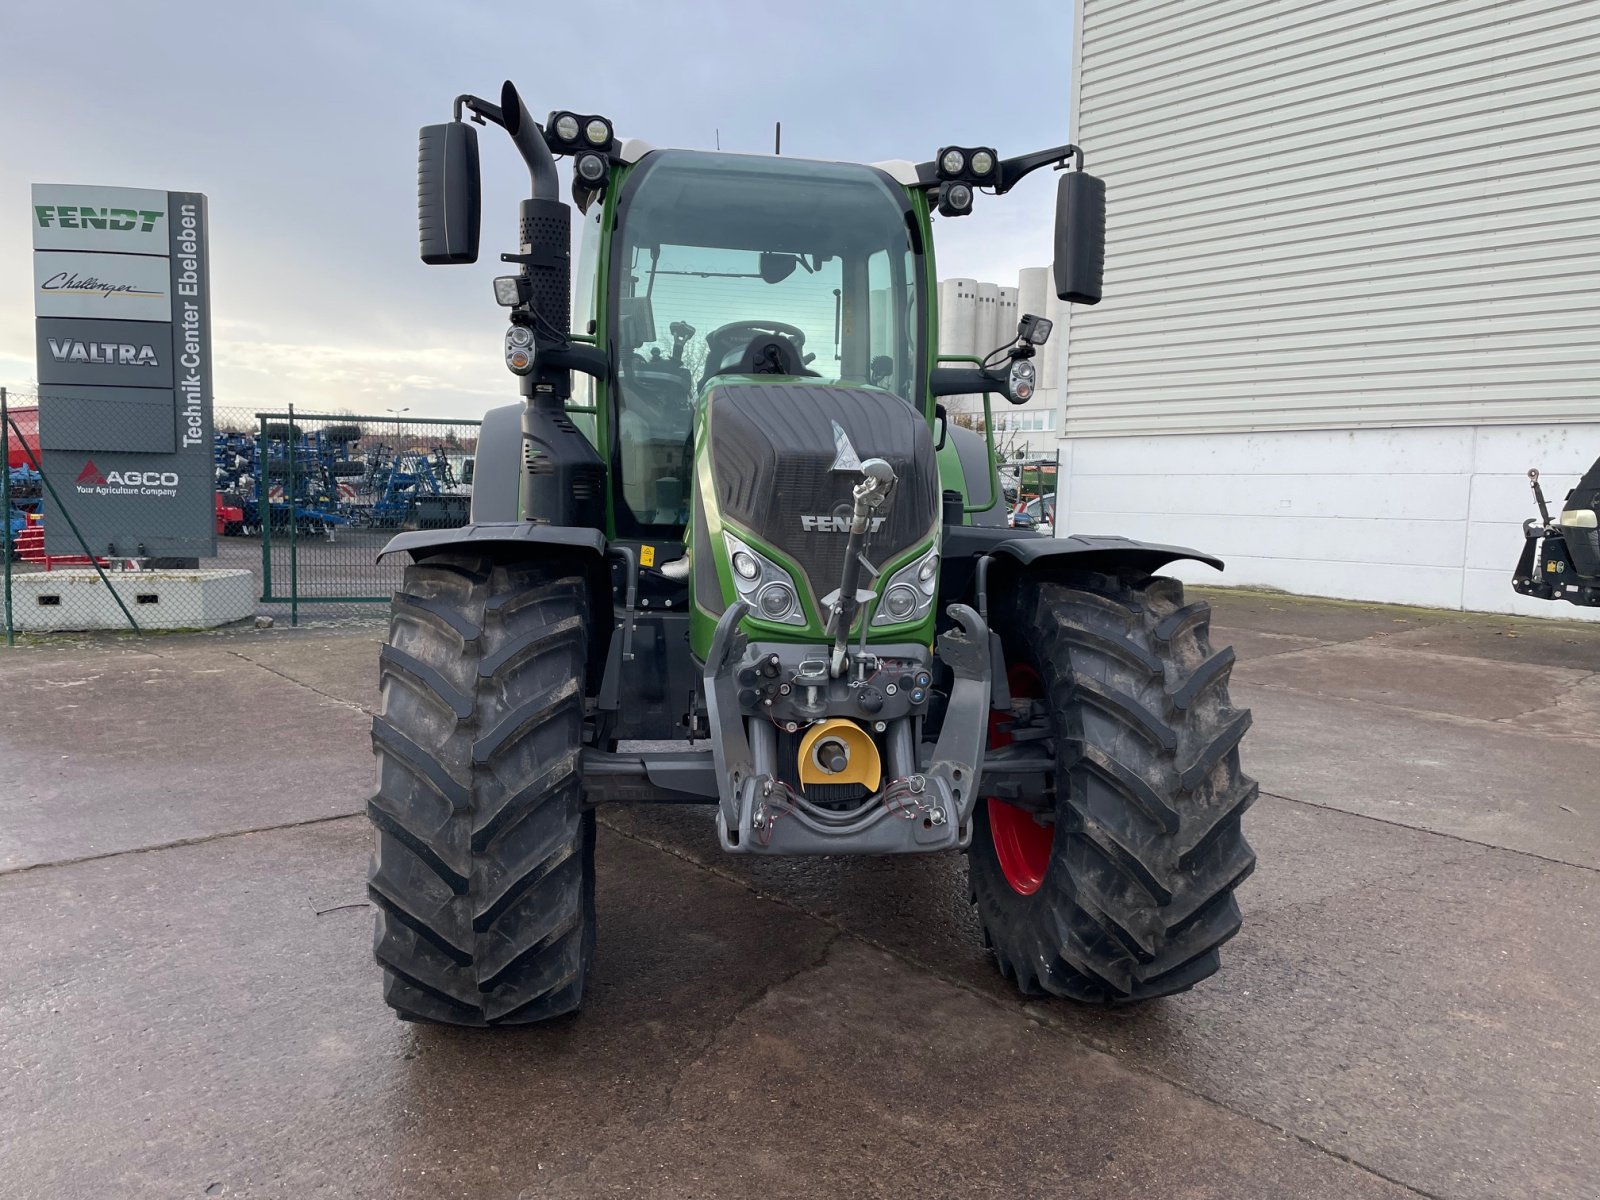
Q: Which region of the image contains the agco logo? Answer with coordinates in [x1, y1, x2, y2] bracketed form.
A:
[75, 459, 180, 493]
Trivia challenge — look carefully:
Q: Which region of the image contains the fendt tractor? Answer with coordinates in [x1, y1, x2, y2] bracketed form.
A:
[366, 81, 1257, 1026]
[1514, 457, 1600, 608]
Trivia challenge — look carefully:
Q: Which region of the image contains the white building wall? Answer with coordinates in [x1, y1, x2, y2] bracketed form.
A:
[1062, 0, 1600, 619]
[1061, 422, 1600, 617]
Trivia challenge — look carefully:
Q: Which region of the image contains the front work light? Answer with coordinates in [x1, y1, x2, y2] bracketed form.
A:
[939, 148, 966, 177]
[937, 181, 973, 217]
[493, 276, 524, 307]
[1017, 313, 1053, 345]
[575, 152, 608, 184]
[969, 149, 996, 178]
[553, 113, 581, 143]
[584, 117, 612, 146]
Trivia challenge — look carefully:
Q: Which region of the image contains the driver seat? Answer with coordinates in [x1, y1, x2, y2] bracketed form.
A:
[704, 333, 817, 387]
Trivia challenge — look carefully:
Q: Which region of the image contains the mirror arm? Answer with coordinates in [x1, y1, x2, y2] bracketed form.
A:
[452, 89, 560, 201]
[993, 144, 1084, 196]
[454, 94, 505, 128]
[543, 343, 609, 379]
[930, 365, 1007, 397]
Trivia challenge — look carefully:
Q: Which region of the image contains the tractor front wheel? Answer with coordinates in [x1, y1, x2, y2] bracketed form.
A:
[970, 572, 1257, 1004]
[368, 553, 596, 1025]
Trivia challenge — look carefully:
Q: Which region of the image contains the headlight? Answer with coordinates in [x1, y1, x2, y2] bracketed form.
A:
[883, 584, 919, 621]
[758, 582, 797, 620]
[575, 152, 608, 184]
[1008, 359, 1036, 402]
[940, 148, 966, 176]
[970, 149, 995, 177]
[553, 113, 581, 143]
[872, 544, 938, 627]
[505, 326, 536, 375]
[584, 117, 612, 146]
[723, 531, 807, 627]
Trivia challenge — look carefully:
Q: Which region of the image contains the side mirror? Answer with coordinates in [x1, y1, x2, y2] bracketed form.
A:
[617, 296, 657, 350]
[418, 121, 482, 264]
[759, 252, 799, 284]
[1053, 170, 1105, 305]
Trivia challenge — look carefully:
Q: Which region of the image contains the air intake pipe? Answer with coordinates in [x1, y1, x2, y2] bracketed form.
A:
[499, 81, 559, 200]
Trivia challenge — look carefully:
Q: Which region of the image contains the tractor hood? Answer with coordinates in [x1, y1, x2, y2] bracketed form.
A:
[697, 381, 939, 631]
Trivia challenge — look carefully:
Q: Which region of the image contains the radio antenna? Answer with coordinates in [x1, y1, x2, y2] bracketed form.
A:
[774, 121, 781, 155]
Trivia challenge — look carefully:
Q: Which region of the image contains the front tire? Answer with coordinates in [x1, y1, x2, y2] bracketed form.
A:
[368, 553, 596, 1025]
[970, 572, 1256, 1004]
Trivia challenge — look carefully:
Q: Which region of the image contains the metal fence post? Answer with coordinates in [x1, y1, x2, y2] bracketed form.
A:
[258, 412, 272, 602]
[287, 403, 299, 627]
[2, 387, 12, 647]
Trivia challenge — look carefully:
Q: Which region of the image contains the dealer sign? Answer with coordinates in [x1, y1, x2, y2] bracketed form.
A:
[32, 183, 214, 560]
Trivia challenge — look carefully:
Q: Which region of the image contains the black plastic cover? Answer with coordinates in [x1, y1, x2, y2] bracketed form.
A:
[1054, 170, 1105, 305]
[418, 122, 481, 264]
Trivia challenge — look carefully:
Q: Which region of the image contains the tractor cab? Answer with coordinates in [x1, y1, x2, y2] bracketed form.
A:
[602, 150, 922, 536]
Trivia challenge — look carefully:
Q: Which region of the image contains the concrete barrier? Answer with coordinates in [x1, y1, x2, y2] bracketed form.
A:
[10, 568, 255, 632]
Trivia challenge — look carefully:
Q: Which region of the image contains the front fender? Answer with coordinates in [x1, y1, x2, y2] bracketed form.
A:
[938, 525, 1222, 612]
[376, 521, 606, 562]
[982, 530, 1222, 574]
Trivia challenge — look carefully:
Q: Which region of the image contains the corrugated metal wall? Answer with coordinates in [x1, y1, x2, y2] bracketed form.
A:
[1065, 0, 1600, 438]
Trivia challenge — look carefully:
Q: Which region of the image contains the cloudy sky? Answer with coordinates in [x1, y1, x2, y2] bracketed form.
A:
[1, 0, 1072, 418]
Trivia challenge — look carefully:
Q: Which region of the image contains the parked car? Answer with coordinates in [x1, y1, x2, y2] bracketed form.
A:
[1009, 493, 1056, 536]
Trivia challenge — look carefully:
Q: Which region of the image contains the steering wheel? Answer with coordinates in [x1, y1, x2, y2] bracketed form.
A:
[703, 320, 810, 379]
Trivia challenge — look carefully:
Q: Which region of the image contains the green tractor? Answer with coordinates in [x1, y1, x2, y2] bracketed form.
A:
[368, 81, 1256, 1025]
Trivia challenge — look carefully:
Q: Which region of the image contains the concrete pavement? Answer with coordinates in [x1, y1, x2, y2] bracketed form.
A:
[1, 588, 1596, 1199]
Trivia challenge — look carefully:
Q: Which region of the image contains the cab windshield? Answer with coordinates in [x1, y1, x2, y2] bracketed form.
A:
[609, 151, 922, 532]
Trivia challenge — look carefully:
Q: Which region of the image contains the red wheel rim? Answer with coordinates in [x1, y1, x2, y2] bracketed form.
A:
[987, 665, 1053, 896]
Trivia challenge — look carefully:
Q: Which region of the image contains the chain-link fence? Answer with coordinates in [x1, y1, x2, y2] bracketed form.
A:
[4, 388, 481, 641]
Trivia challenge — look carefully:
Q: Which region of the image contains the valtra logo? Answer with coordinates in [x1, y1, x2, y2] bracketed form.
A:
[76, 460, 107, 486]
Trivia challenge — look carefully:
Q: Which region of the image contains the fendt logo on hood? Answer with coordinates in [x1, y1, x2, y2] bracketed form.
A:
[801, 514, 886, 533]
[48, 338, 159, 367]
